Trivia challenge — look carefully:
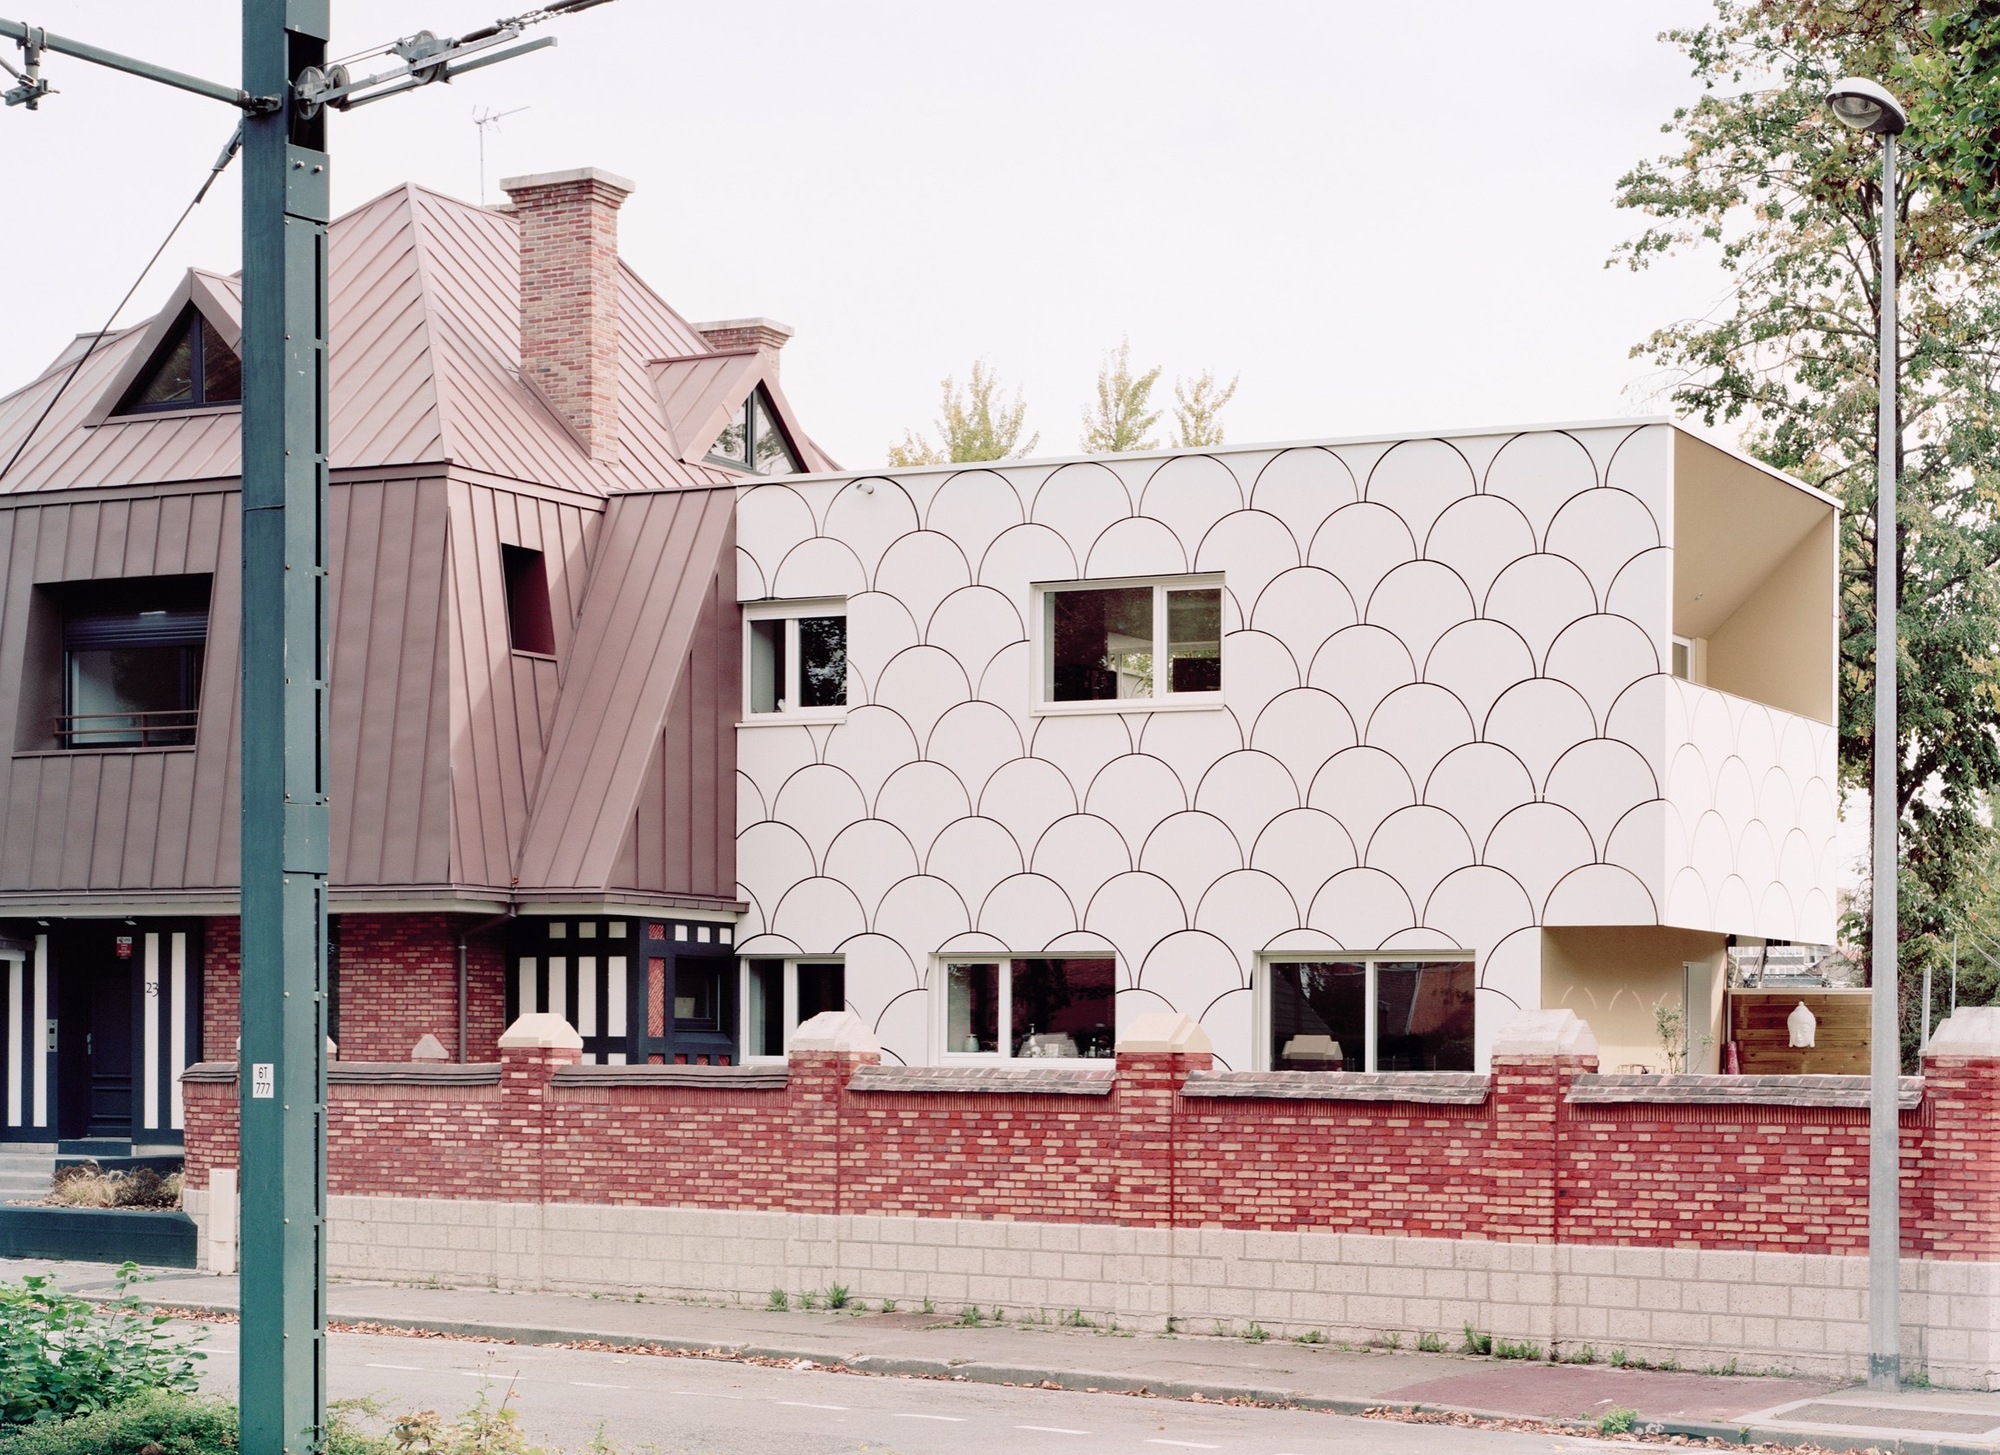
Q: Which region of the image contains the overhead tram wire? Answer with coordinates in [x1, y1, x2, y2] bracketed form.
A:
[0, 124, 243, 487]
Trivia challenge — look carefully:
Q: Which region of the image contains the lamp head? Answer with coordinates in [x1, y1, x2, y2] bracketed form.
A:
[1826, 77, 1907, 136]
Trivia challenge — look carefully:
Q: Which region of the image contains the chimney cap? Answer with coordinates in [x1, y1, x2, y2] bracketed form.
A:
[500, 166, 636, 197]
[692, 317, 795, 341]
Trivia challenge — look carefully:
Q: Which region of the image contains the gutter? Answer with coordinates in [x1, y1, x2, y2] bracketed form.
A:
[454, 908, 516, 1062]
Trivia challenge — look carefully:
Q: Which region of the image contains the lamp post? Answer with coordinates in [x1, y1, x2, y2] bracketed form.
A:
[1827, 73, 1907, 1395]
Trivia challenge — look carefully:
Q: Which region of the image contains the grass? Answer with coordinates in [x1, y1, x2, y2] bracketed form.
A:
[1416, 1331, 1444, 1354]
[45, 1165, 183, 1210]
[1244, 1323, 1270, 1344]
[920, 1297, 935, 1315]
[1597, 1407, 1639, 1436]
[1567, 1343, 1598, 1365]
[1058, 1309, 1095, 1329]
[957, 1306, 983, 1327]
[767, 1288, 788, 1312]
[825, 1284, 850, 1311]
[1461, 1323, 1492, 1356]
[879, 1299, 897, 1314]
[1295, 1329, 1326, 1345]
[1492, 1338, 1542, 1361]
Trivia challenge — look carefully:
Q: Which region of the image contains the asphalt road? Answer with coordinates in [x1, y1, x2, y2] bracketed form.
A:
[190, 1323, 1650, 1454]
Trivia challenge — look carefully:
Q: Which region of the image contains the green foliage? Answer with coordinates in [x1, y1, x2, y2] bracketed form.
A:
[0, 1266, 204, 1430]
[1614, 2, 2000, 1043]
[1598, 1407, 1639, 1435]
[0, 1390, 236, 1455]
[388, 1384, 546, 1455]
[1172, 370, 1239, 448]
[1243, 1323, 1270, 1343]
[1081, 340, 1163, 454]
[1569, 1343, 1598, 1365]
[824, 1284, 850, 1311]
[956, 1306, 983, 1327]
[889, 360, 1038, 465]
[766, 1288, 787, 1312]
[1296, 1329, 1326, 1345]
[1416, 1331, 1444, 1353]
[1492, 1338, 1541, 1361]
[1924, 2, 2000, 222]
[1609, 1348, 1630, 1368]
[1461, 1323, 1492, 1356]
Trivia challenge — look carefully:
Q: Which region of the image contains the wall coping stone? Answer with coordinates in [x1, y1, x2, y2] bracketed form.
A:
[789, 1010, 879, 1054]
[1116, 1012, 1211, 1054]
[1568, 1072, 1923, 1109]
[178, 1062, 504, 1086]
[848, 1065, 1115, 1096]
[1927, 1005, 2000, 1058]
[498, 1013, 583, 1051]
[1181, 1070, 1491, 1103]
[1490, 1007, 1599, 1059]
[551, 1064, 788, 1090]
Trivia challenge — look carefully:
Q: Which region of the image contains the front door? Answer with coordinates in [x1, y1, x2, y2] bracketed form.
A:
[56, 931, 136, 1142]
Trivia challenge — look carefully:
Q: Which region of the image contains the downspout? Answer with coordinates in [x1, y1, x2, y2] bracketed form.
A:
[455, 908, 516, 1062]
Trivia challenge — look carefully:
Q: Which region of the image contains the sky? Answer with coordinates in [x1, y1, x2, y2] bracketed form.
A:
[0, 0, 1733, 468]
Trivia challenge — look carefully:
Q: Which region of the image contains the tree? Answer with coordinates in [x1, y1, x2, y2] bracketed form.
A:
[1924, 1, 2000, 221]
[1081, 339, 1163, 454]
[888, 360, 1038, 465]
[1612, 1, 2000, 1034]
[1172, 370, 1239, 448]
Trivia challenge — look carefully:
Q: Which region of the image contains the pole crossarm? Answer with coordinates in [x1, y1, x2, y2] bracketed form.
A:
[0, 18, 275, 109]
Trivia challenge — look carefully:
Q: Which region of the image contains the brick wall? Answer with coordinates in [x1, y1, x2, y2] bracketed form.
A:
[180, 1037, 2000, 1260]
[199, 912, 508, 1065]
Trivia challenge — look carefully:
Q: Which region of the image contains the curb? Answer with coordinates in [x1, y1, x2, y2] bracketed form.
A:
[131, 1296, 2000, 1455]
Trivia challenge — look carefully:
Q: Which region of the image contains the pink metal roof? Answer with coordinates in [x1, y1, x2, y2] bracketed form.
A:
[0, 182, 772, 497]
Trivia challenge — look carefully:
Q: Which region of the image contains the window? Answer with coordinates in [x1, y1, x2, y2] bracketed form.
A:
[941, 956, 1116, 1060]
[744, 600, 847, 717]
[1671, 634, 1698, 682]
[53, 575, 209, 748]
[1265, 958, 1475, 1072]
[742, 958, 846, 1059]
[501, 544, 556, 656]
[1039, 577, 1222, 706]
[707, 385, 803, 476]
[114, 309, 241, 415]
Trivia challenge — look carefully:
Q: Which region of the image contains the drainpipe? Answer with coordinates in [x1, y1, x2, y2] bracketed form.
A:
[455, 908, 516, 1062]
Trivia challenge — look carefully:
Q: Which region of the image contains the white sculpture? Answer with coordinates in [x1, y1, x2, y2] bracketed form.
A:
[1788, 1001, 1817, 1049]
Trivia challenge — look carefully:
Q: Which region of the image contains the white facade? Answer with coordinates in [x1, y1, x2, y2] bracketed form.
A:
[732, 422, 1840, 1069]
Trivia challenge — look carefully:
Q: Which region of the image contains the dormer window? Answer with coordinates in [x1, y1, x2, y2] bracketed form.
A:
[114, 309, 241, 415]
[706, 385, 803, 476]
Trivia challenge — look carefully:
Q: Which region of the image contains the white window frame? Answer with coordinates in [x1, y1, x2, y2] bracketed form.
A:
[1030, 573, 1225, 717]
[739, 955, 845, 1062]
[1254, 952, 1476, 1072]
[933, 953, 1119, 1064]
[742, 597, 848, 723]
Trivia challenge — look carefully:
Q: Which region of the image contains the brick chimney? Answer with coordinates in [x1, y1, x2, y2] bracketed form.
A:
[694, 317, 794, 374]
[501, 167, 635, 463]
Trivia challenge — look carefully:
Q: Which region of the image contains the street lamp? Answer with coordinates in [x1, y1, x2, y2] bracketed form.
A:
[1827, 72, 1906, 1395]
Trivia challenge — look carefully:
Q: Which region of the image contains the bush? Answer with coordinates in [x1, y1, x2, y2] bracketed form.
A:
[0, 1265, 203, 1428]
[0, 1389, 237, 1455]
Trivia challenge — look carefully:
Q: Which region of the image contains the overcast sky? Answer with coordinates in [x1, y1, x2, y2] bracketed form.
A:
[1, 0, 1732, 467]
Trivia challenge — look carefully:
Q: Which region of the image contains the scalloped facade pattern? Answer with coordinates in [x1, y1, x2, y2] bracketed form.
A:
[733, 424, 1839, 1069]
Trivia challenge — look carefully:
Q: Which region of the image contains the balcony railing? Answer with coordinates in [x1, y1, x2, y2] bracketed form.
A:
[54, 709, 198, 749]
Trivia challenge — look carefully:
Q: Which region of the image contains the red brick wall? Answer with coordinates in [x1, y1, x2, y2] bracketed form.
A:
[179, 1044, 2000, 1260]
[199, 913, 508, 1065]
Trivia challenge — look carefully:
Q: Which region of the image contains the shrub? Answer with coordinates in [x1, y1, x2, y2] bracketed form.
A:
[1597, 1407, 1638, 1435]
[1416, 1332, 1444, 1354]
[0, 1265, 203, 1428]
[1460, 1323, 1492, 1356]
[0, 1390, 237, 1455]
[1492, 1338, 1541, 1361]
[824, 1285, 850, 1311]
[766, 1289, 787, 1312]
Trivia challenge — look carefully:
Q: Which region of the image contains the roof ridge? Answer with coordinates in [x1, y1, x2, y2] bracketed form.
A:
[394, 185, 460, 467]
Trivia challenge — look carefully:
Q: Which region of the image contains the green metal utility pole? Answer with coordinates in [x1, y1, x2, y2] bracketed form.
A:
[237, 2, 332, 1448]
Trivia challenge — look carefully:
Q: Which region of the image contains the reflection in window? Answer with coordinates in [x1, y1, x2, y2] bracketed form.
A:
[945, 957, 1116, 1059]
[673, 960, 725, 1032]
[115, 309, 241, 414]
[57, 575, 209, 747]
[746, 606, 846, 715]
[1044, 578, 1221, 704]
[707, 384, 803, 476]
[743, 958, 847, 1059]
[1268, 959, 1474, 1071]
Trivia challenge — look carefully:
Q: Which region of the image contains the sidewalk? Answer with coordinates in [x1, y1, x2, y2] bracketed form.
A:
[8, 1255, 2000, 1454]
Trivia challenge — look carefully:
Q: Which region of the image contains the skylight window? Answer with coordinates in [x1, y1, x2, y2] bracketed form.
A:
[707, 385, 803, 476]
[115, 309, 241, 415]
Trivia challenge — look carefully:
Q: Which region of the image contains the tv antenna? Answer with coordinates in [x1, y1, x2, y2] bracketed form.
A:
[474, 103, 529, 203]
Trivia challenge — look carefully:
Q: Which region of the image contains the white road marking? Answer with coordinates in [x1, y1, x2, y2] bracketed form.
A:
[569, 1381, 631, 1390]
[776, 1400, 848, 1410]
[1016, 1427, 1091, 1436]
[666, 1390, 744, 1400]
[364, 1363, 428, 1372]
[891, 1412, 966, 1421]
[1145, 1443, 1220, 1450]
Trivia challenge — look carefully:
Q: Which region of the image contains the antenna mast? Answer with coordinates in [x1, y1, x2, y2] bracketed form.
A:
[474, 103, 529, 203]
